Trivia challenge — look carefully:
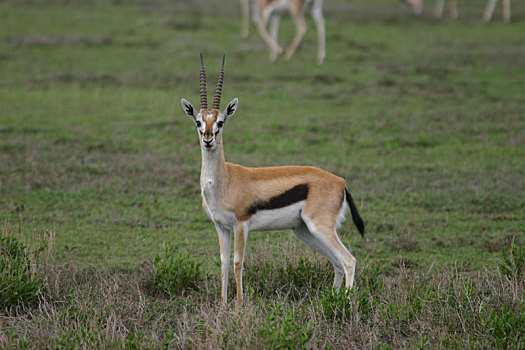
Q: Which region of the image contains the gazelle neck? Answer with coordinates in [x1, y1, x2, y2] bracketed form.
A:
[200, 142, 228, 198]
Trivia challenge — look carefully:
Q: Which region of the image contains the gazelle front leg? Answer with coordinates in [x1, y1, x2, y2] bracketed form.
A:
[233, 221, 248, 310]
[216, 224, 231, 305]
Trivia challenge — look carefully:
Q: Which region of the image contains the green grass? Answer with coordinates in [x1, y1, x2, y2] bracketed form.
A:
[0, 0, 524, 347]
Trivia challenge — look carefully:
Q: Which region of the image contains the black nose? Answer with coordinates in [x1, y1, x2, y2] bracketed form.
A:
[203, 140, 212, 147]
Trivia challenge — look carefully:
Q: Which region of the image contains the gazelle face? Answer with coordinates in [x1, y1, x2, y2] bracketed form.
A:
[181, 98, 238, 150]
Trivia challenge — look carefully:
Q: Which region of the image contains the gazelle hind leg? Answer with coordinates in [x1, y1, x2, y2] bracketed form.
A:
[296, 214, 357, 290]
[336, 237, 356, 289]
[292, 223, 344, 290]
[301, 214, 357, 289]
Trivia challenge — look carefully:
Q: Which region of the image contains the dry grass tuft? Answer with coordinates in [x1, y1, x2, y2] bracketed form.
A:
[2, 235, 524, 348]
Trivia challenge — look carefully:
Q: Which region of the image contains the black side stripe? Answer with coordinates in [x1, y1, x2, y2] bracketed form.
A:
[247, 184, 309, 216]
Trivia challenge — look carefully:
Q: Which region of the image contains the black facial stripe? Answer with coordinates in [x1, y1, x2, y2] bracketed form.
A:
[247, 184, 308, 216]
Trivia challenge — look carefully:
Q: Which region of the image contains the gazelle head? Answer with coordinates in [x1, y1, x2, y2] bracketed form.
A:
[181, 54, 238, 151]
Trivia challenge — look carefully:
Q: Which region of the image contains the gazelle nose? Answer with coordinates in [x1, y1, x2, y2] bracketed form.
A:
[203, 139, 213, 147]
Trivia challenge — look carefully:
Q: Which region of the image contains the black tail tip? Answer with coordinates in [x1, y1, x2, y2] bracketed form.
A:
[356, 218, 365, 237]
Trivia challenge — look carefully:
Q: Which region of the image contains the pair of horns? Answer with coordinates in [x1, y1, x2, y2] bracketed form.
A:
[200, 53, 225, 111]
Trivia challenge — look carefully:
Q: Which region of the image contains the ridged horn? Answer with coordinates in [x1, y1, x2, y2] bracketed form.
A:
[199, 53, 207, 110]
[212, 55, 225, 110]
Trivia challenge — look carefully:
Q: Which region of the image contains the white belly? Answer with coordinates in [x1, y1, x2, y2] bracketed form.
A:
[248, 201, 305, 232]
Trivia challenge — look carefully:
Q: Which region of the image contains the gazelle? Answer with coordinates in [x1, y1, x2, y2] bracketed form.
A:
[240, 0, 326, 64]
[404, 0, 510, 22]
[180, 55, 364, 308]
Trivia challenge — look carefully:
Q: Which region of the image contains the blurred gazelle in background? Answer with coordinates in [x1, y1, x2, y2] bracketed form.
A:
[404, 0, 510, 22]
[240, 0, 326, 64]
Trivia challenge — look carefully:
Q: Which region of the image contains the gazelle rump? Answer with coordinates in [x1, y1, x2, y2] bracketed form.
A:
[180, 55, 364, 308]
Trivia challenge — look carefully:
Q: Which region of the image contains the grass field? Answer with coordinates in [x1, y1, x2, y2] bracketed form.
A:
[1, 0, 524, 348]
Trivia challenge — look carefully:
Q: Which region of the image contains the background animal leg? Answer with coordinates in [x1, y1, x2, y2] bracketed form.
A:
[484, 0, 498, 21]
[311, 0, 325, 64]
[449, 0, 458, 19]
[270, 13, 280, 43]
[284, 15, 306, 61]
[240, 0, 250, 38]
[435, 0, 444, 18]
[254, 7, 283, 62]
[503, 0, 511, 22]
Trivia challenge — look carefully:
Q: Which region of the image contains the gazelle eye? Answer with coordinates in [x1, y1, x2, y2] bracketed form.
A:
[196, 121, 202, 128]
[217, 121, 224, 128]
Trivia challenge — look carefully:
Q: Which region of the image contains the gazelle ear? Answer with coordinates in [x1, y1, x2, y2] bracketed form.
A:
[181, 99, 197, 121]
[222, 98, 238, 123]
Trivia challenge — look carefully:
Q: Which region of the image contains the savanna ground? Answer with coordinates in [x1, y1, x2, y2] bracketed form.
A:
[1, 0, 524, 348]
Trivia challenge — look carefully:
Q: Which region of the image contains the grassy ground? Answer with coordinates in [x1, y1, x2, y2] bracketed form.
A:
[1, 0, 524, 348]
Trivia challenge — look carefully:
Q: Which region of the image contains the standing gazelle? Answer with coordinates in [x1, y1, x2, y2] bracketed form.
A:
[180, 55, 364, 308]
[240, 0, 326, 64]
[404, 0, 511, 22]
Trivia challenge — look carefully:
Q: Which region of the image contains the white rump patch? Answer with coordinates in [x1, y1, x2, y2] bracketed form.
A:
[335, 196, 348, 230]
